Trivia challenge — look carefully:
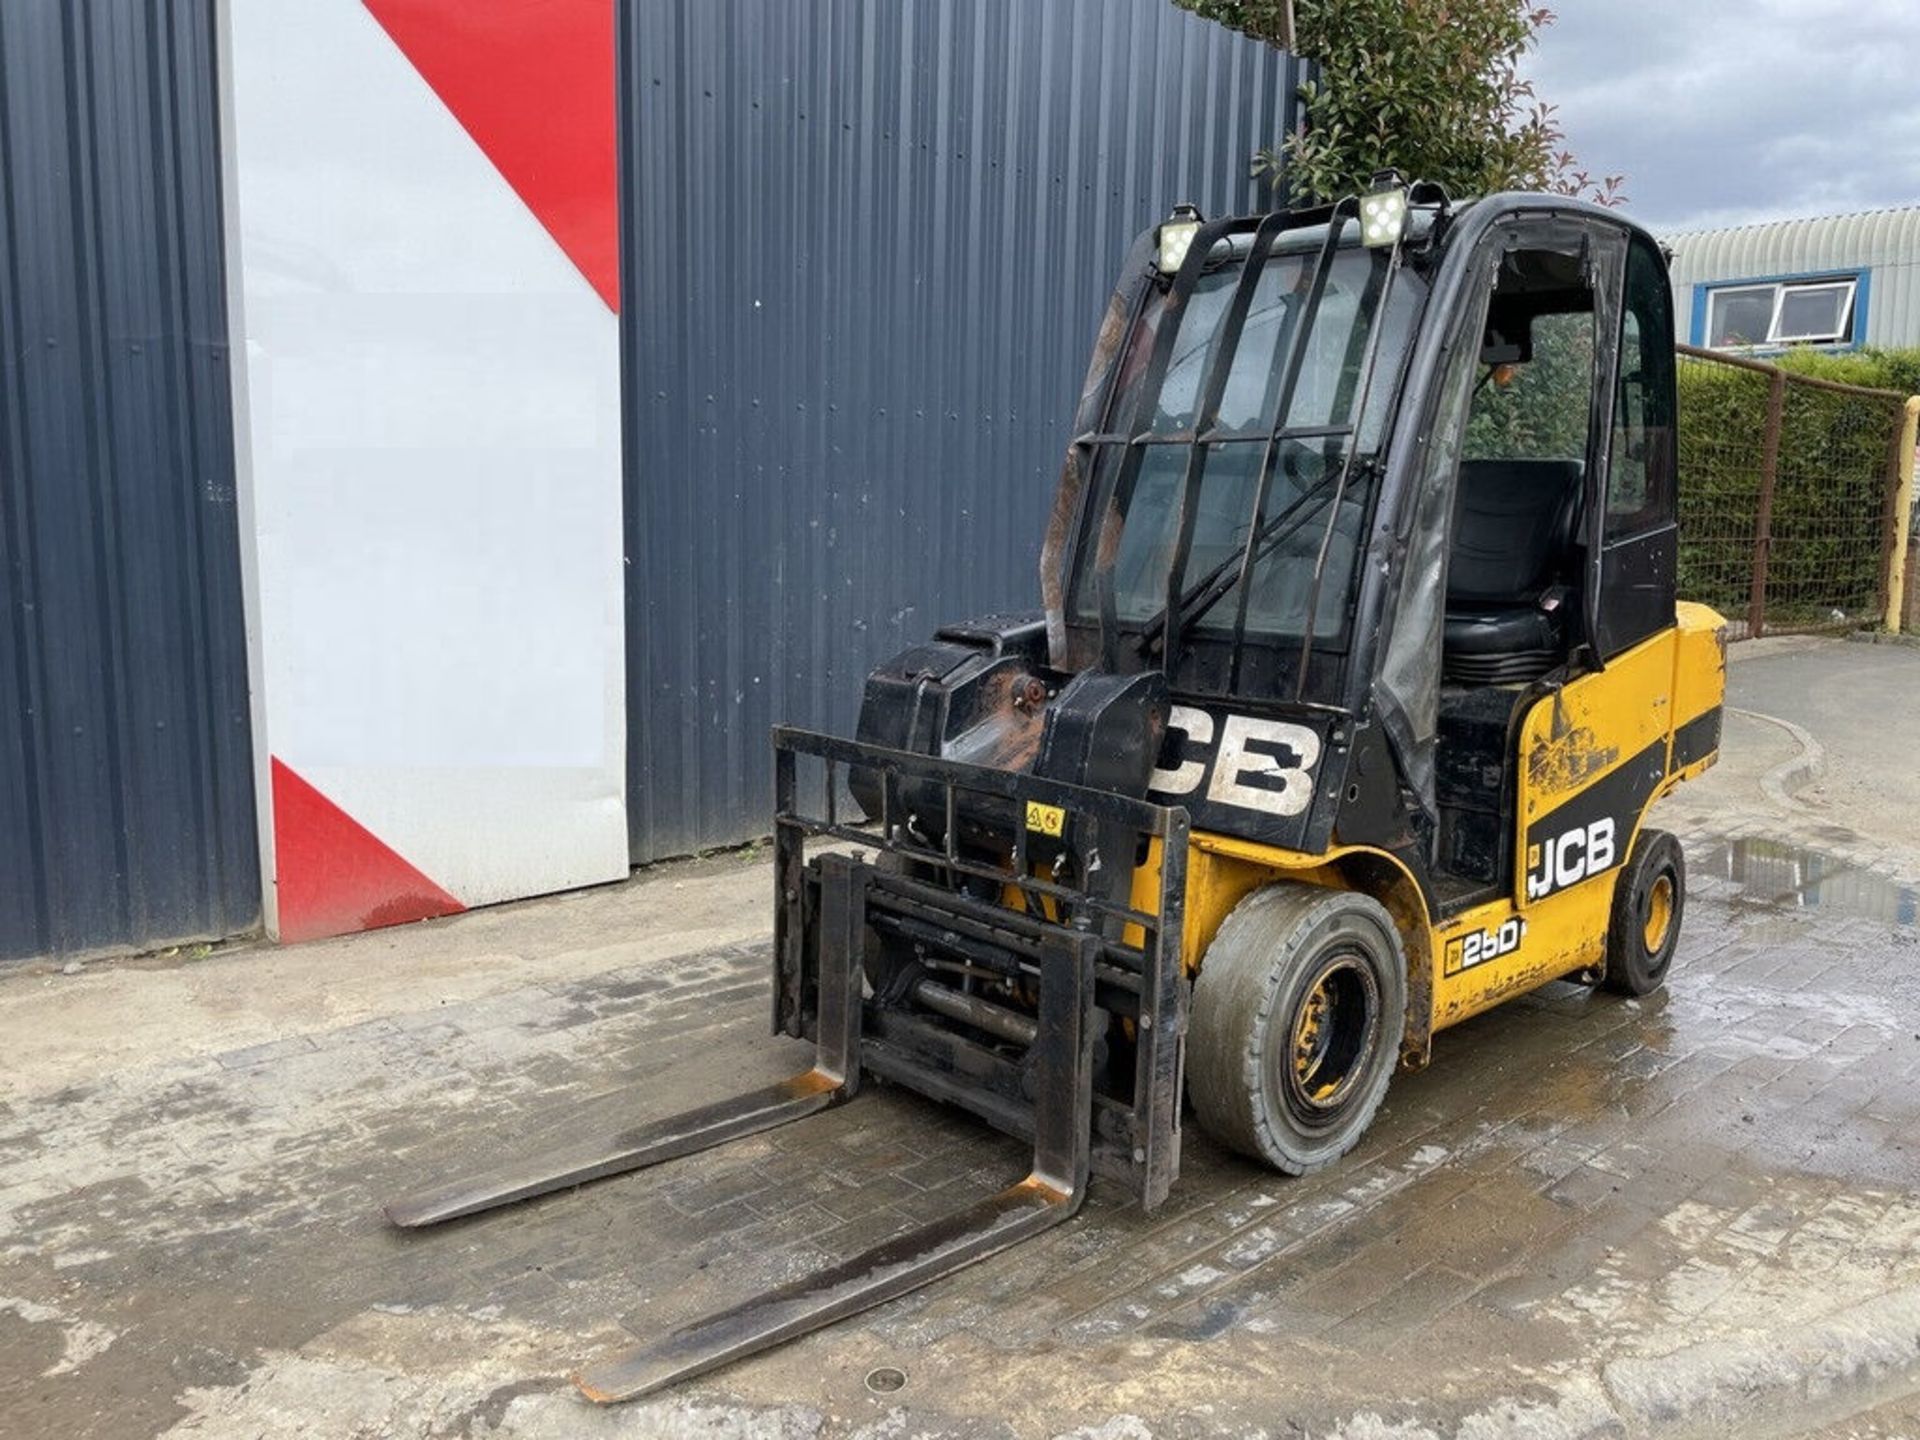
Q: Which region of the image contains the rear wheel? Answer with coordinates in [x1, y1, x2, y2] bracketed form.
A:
[1602, 828, 1685, 996]
[1188, 883, 1406, 1175]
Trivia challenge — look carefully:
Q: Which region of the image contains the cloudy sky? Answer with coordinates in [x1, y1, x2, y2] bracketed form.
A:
[1521, 0, 1920, 234]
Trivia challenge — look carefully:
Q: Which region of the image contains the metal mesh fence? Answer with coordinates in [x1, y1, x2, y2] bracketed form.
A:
[1675, 354, 1770, 628]
[1676, 345, 1907, 639]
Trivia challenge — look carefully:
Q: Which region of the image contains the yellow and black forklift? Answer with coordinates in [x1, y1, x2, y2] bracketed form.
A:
[388, 175, 1725, 1400]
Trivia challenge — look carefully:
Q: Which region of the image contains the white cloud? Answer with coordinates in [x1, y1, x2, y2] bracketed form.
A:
[1520, 0, 1920, 231]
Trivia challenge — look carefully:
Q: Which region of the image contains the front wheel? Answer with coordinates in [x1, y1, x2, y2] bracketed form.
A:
[1602, 828, 1685, 996]
[1187, 883, 1407, 1175]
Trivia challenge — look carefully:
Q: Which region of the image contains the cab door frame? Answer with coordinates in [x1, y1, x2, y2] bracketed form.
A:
[1573, 223, 1630, 667]
[1591, 235, 1683, 658]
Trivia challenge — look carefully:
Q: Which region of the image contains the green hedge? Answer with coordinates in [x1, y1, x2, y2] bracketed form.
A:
[1770, 346, 1920, 396]
[1676, 350, 1912, 627]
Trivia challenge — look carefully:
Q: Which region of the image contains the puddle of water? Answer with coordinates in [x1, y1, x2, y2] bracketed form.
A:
[1694, 837, 1918, 927]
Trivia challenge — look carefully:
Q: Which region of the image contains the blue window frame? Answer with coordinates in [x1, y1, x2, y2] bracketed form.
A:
[1689, 269, 1870, 351]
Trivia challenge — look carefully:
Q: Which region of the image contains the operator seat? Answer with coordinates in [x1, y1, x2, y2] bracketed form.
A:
[1442, 459, 1583, 685]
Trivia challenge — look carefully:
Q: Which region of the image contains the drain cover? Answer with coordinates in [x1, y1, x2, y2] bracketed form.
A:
[864, 1366, 907, 1394]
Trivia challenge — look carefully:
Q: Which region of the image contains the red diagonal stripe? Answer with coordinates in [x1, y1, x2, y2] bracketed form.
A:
[271, 758, 465, 943]
[363, 0, 620, 311]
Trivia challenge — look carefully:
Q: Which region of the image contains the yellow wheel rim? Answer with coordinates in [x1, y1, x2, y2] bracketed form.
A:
[1642, 873, 1674, 952]
[1284, 954, 1377, 1116]
[1292, 981, 1333, 1096]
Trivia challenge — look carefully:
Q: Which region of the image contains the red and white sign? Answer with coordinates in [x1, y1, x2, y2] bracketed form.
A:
[221, 0, 627, 942]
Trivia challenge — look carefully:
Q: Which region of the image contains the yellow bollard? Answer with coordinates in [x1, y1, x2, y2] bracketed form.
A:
[1890, 397, 1920, 635]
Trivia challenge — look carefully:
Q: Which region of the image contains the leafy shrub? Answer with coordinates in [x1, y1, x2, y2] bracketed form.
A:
[1771, 346, 1920, 397]
[1174, 0, 1622, 205]
[1676, 353, 1910, 627]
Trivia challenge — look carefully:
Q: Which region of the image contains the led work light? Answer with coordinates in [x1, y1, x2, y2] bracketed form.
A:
[1157, 203, 1204, 274]
[1361, 177, 1409, 249]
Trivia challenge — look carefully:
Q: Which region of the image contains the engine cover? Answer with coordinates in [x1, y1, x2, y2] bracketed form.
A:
[850, 616, 1169, 855]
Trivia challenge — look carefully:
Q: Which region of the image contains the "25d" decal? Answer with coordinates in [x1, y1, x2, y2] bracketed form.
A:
[1444, 917, 1526, 977]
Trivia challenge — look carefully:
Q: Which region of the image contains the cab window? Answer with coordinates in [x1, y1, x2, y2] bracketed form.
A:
[1606, 241, 1677, 538]
[1462, 308, 1595, 464]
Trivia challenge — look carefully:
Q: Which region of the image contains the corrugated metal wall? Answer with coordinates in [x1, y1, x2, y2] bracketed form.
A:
[1665, 206, 1920, 349]
[620, 0, 1304, 861]
[0, 0, 258, 960]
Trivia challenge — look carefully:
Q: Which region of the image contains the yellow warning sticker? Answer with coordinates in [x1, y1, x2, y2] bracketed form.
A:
[1024, 801, 1066, 837]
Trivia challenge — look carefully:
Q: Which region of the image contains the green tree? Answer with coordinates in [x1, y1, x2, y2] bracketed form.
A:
[1177, 0, 1622, 206]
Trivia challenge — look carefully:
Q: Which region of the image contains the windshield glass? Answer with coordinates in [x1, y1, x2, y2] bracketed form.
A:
[1071, 239, 1425, 680]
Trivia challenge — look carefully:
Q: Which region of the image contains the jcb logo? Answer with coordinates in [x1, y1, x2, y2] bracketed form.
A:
[1526, 817, 1616, 901]
[1148, 705, 1320, 818]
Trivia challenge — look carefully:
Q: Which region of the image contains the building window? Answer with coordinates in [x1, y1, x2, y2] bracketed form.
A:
[1705, 276, 1859, 349]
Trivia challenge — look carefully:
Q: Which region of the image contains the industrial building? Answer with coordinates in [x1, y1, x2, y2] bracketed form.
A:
[1666, 205, 1920, 352]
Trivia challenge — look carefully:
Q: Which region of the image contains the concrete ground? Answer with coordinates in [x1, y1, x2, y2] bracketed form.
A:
[1657, 634, 1920, 881]
[4, 638, 1919, 1440]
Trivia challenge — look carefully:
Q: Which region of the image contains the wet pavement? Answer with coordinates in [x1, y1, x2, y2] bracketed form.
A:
[3, 813, 1919, 1438]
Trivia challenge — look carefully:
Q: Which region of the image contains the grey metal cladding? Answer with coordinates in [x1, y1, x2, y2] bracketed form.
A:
[620, 0, 1304, 861]
[0, 0, 258, 960]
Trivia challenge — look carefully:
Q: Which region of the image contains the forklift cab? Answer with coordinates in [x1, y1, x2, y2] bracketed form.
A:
[1038, 187, 1705, 921]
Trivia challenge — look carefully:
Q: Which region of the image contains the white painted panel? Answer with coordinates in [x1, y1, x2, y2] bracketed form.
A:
[224, 0, 626, 925]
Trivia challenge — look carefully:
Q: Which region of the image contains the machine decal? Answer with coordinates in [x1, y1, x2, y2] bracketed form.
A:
[1444, 917, 1527, 977]
[1521, 737, 1667, 903]
[1148, 705, 1322, 818]
[1526, 724, 1619, 797]
[1025, 801, 1067, 837]
[1525, 818, 1617, 901]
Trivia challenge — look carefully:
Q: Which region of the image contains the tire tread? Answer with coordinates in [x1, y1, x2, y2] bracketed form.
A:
[1188, 882, 1406, 1175]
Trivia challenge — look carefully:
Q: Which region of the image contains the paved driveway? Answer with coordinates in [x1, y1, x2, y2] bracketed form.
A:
[4, 809, 1918, 1438]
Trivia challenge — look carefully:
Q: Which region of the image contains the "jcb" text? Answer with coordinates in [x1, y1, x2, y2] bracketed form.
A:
[1526, 816, 1616, 901]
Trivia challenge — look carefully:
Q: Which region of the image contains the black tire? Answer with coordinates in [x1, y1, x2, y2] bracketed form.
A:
[1188, 883, 1407, 1175]
[1602, 828, 1685, 997]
